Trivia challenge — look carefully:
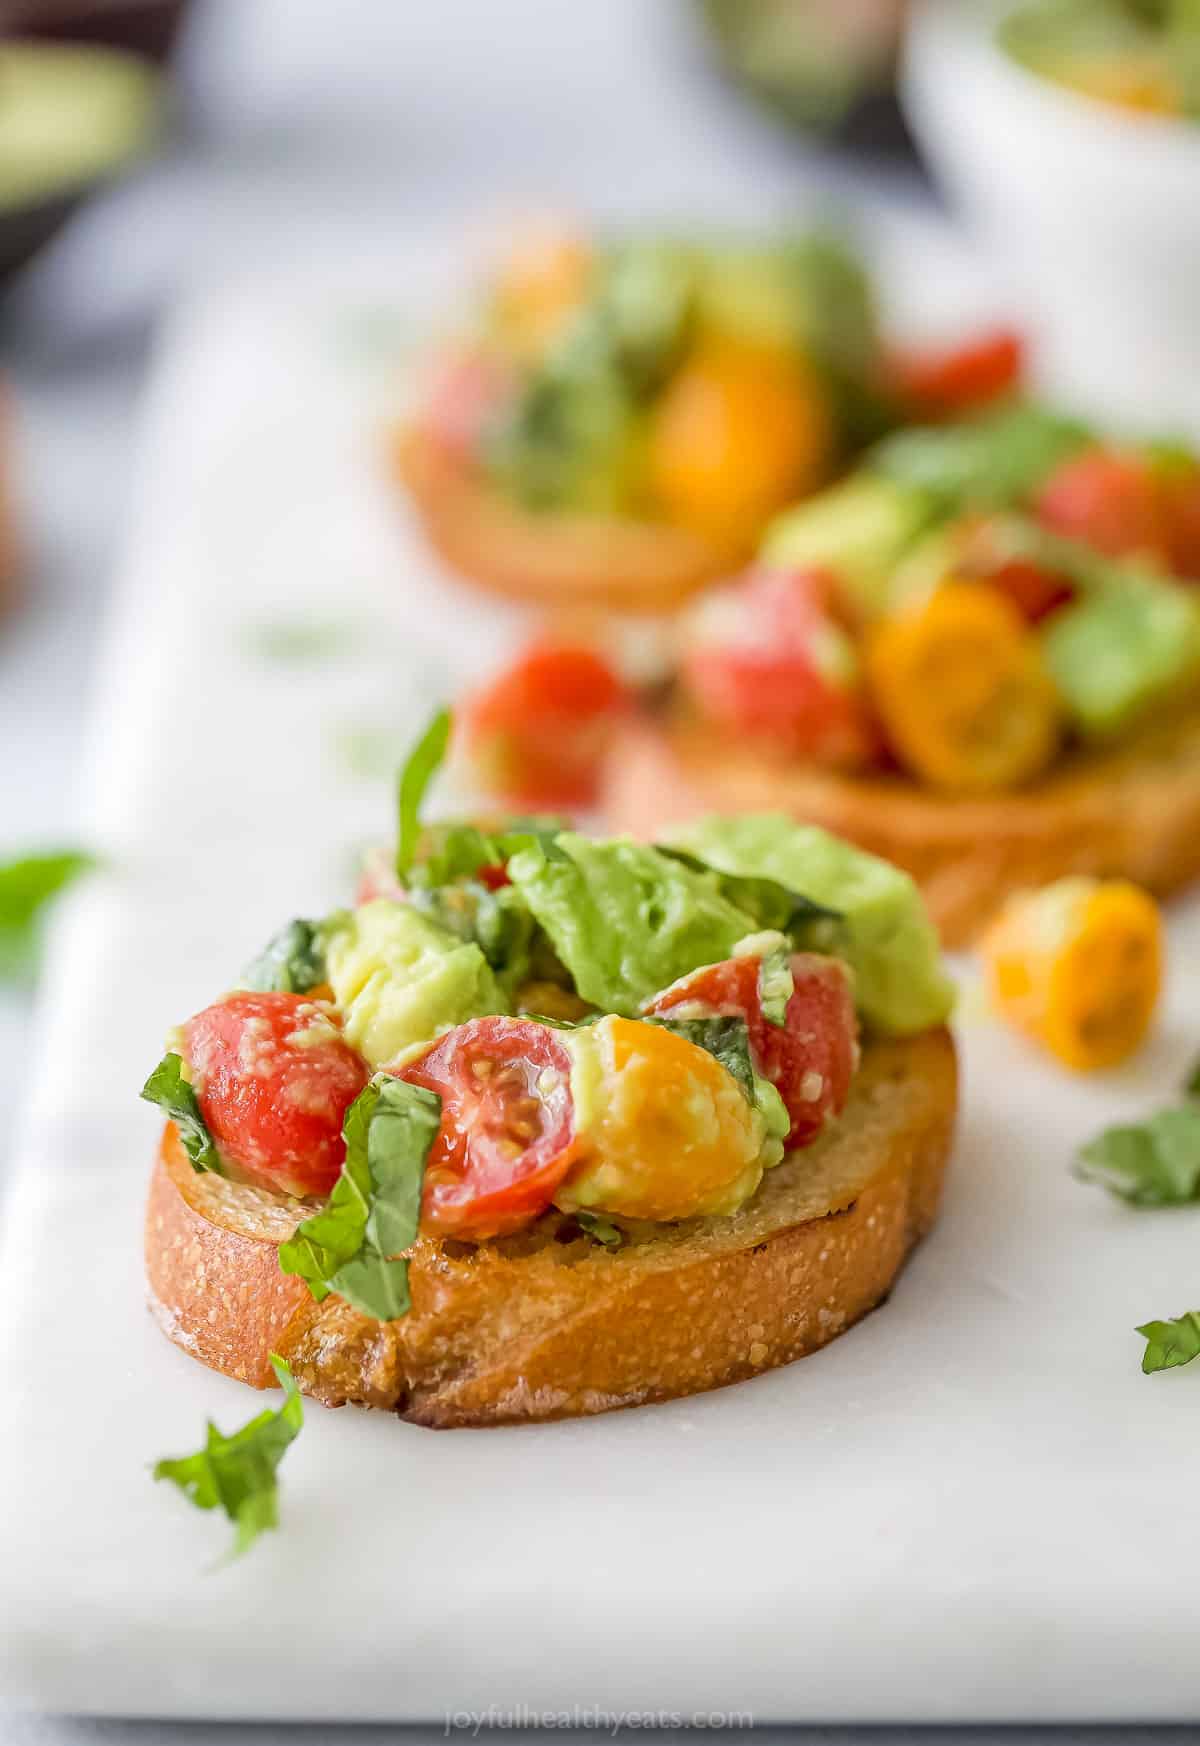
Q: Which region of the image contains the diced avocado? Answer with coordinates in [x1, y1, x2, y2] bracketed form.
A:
[883, 525, 962, 616]
[871, 403, 1091, 514]
[324, 900, 506, 1067]
[0, 42, 161, 210]
[663, 815, 956, 1036]
[505, 835, 756, 1017]
[600, 239, 694, 395]
[1041, 577, 1200, 739]
[761, 474, 937, 618]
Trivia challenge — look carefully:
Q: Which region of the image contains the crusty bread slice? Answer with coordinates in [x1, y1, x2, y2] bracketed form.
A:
[391, 427, 730, 614]
[603, 710, 1200, 948]
[145, 1029, 956, 1428]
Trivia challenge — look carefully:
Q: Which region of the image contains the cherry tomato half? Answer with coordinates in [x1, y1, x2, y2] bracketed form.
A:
[1036, 448, 1168, 563]
[399, 1016, 579, 1239]
[183, 992, 369, 1198]
[458, 640, 632, 810]
[418, 349, 511, 468]
[645, 951, 857, 1148]
[680, 566, 877, 768]
[888, 327, 1024, 420]
[956, 516, 1075, 624]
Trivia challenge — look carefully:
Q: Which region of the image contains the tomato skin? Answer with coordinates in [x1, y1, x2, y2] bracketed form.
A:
[956, 516, 1075, 624]
[459, 641, 633, 809]
[419, 349, 510, 468]
[680, 566, 877, 768]
[645, 951, 857, 1148]
[398, 1016, 578, 1239]
[183, 993, 369, 1198]
[889, 328, 1023, 419]
[1036, 449, 1167, 562]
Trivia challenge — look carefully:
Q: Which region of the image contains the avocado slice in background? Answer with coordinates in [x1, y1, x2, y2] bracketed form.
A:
[0, 40, 162, 278]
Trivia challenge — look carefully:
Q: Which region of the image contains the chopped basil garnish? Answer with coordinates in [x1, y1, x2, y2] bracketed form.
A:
[1075, 1105, 1200, 1207]
[279, 1074, 441, 1321]
[0, 849, 94, 981]
[153, 1354, 303, 1557]
[140, 1052, 220, 1174]
[243, 918, 327, 994]
[1137, 1311, 1200, 1375]
[395, 706, 452, 879]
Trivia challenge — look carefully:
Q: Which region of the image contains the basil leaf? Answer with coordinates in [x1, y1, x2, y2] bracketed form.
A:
[410, 823, 502, 890]
[279, 1074, 441, 1320]
[1184, 1057, 1200, 1099]
[0, 849, 94, 981]
[655, 845, 840, 940]
[243, 918, 327, 993]
[1075, 1105, 1200, 1207]
[141, 1053, 221, 1174]
[395, 707, 452, 879]
[409, 817, 570, 892]
[758, 944, 795, 1029]
[153, 1354, 303, 1557]
[1137, 1311, 1200, 1375]
[646, 1015, 756, 1102]
[409, 879, 538, 990]
[576, 1211, 624, 1248]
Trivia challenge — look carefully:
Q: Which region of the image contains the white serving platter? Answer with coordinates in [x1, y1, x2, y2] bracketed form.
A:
[4, 216, 1200, 1723]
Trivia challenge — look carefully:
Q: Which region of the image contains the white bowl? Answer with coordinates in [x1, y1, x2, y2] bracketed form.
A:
[903, 0, 1200, 436]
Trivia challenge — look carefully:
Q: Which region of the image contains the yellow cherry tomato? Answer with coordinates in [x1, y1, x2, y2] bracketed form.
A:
[556, 1015, 767, 1222]
[492, 224, 594, 359]
[647, 337, 833, 553]
[982, 877, 1163, 1071]
[1062, 58, 1181, 117]
[866, 581, 1062, 793]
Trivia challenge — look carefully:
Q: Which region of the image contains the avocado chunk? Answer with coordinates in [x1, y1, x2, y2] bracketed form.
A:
[761, 473, 936, 618]
[325, 900, 506, 1067]
[1041, 577, 1200, 739]
[870, 403, 1090, 515]
[663, 814, 955, 1037]
[0, 42, 161, 210]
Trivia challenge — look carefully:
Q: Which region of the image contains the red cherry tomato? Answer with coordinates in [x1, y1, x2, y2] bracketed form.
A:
[956, 516, 1075, 624]
[1036, 449, 1168, 561]
[357, 845, 405, 905]
[645, 951, 857, 1148]
[888, 327, 1024, 419]
[458, 641, 633, 810]
[399, 1016, 579, 1238]
[680, 567, 877, 768]
[183, 992, 369, 1198]
[419, 349, 510, 468]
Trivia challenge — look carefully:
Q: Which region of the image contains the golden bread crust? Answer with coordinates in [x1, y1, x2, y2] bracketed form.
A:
[391, 427, 728, 614]
[603, 711, 1200, 947]
[145, 1030, 956, 1427]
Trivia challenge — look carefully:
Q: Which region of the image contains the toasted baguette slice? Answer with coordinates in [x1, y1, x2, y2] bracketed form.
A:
[392, 426, 729, 614]
[145, 1029, 955, 1428]
[603, 710, 1200, 949]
